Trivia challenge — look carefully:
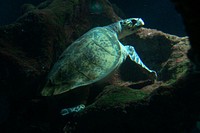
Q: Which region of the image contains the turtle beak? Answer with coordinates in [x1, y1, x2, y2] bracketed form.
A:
[135, 18, 145, 28]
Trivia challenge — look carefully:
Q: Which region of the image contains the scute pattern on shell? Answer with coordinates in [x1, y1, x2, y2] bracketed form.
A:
[41, 27, 124, 96]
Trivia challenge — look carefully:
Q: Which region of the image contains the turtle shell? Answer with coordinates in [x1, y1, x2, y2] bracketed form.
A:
[41, 27, 125, 96]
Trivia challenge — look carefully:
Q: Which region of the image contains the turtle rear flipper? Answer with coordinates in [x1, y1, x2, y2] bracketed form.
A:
[60, 104, 85, 116]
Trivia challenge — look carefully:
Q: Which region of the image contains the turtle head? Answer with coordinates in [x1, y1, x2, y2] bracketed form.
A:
[118, 18, 144, 39]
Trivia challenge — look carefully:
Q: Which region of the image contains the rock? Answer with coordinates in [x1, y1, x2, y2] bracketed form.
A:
[21, 4, 37, 14]
[0, 7, 66, 99]
[63, 85, 189, 133]
[171, 0, 200, 69]
[0, 0, 122, 132]
[119, 28, 191, 84]
[0, 0, 119, 99]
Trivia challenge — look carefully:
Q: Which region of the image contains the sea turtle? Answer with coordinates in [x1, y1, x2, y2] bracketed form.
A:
[41, 18, 157, 114]
[41, 18, 157, 97]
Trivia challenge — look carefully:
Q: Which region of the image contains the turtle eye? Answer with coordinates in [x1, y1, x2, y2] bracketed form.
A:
[131, 19, 137, 25]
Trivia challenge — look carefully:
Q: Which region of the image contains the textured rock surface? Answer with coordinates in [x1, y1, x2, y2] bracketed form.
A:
[62, 30, 193, 132]
[64, 85, 189, 133]
[0, 0, 120, 100]
[119, 28, 191, 83]
[171, 0, 200, 69]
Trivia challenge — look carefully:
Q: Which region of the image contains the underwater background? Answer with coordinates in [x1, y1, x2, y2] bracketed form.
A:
[1, 0, 186, 36]
[0, 0, 200, 133]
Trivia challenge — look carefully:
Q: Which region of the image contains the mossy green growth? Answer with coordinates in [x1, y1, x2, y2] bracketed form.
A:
[166, 60, 190, 85]
[89, 85, 149, 109]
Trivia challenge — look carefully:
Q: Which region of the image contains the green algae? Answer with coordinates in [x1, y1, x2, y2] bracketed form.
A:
[166, 60, 190, 85]
[88, 85, 149, 109]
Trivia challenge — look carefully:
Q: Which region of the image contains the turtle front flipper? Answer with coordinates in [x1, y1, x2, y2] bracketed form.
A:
[124, 45, 157, 80]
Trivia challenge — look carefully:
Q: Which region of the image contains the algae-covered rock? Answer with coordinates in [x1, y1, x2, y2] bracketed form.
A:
[88, 85, 149, 109]
[0, 0, 119, 99]
[64, 85, 150, 133]
[119, 28, 191, 84]
[0, 0, 119, 132]
[159, 37, 191, 84]
[171, 0, 200, 69]
[63, 85, 189, 133]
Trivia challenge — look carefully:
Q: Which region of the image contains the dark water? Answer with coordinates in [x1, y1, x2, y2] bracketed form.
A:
[110, 0, 186, 37]
[0, 0, 44, 25]
[0, 0, 186, 36]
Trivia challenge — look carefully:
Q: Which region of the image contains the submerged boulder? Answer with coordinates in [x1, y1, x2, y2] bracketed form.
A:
[64, 85, 189, 133]
[119, 28, 191, 83]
